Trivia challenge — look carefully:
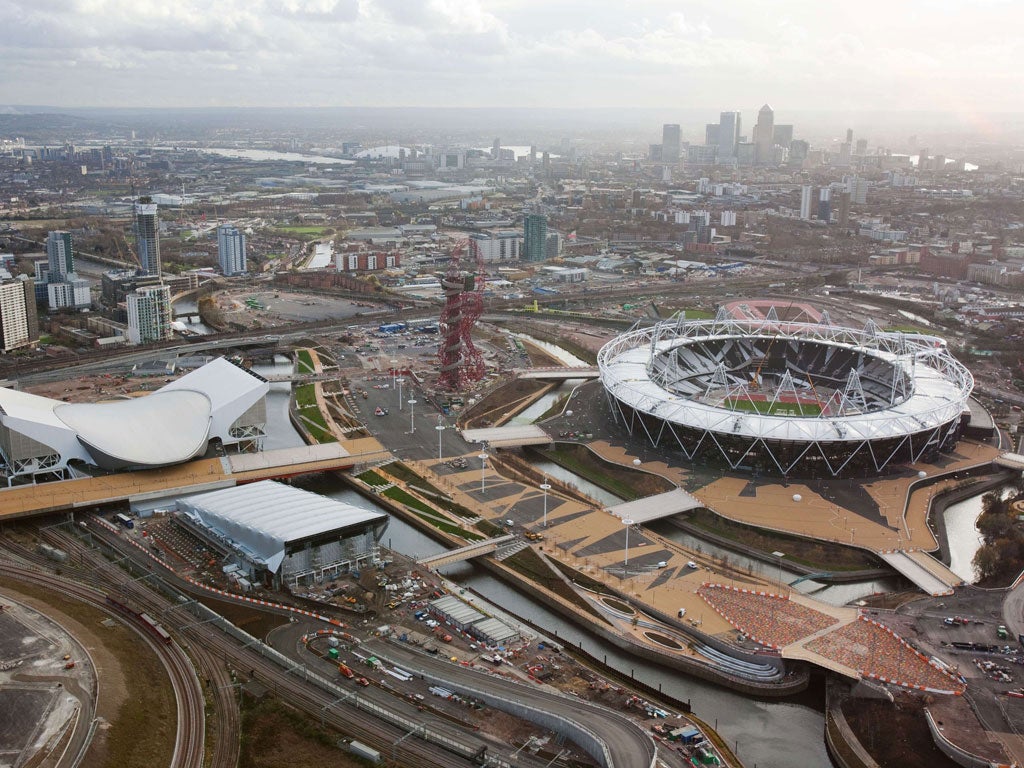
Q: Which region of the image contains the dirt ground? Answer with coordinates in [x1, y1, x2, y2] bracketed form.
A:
[239, 697, 368, 768]
[0, 578, 173, 768]
[842, 695, 960, 768]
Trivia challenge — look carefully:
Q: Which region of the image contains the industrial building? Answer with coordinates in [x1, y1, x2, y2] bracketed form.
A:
[428, 595, 520, 647]
[175, 480, 388, 587]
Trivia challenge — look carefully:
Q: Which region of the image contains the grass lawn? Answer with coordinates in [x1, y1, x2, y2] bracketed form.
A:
[296, 349, 315, 373]
[357, 469, 389, 487]
[273, 225, 332, 236]
[503, 548, 607, 622]
[295, 383, 318, 409]
[534, 444, 673, 501]
[723, 398, 822, 417]
[685, 508, 879, 571]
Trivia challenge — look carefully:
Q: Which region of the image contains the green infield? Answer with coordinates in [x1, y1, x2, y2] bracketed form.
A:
[723, 397, 823, 417]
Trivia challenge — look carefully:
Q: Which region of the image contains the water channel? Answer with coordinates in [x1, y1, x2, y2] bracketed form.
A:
[254, 351, 1005, 768]
[254, 354, 833, 767]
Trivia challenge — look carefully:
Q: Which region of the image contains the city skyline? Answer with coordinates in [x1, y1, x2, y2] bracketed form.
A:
[2, 1, 1022, 114]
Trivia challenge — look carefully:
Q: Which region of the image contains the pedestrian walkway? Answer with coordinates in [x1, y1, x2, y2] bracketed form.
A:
[878, 551, 957, 596]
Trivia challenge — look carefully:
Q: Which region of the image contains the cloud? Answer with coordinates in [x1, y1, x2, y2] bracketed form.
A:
[0, 0, 1021, 111]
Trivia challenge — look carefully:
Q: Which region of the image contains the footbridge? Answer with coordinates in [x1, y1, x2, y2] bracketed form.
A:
[995, 452, 1024, 471]
[879, 550, 960, 596]
[514, 366, 599, 380]
[263, 371, 338, 383]
[417, 534, 517, 569]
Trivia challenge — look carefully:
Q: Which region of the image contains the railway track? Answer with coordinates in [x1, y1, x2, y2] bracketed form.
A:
[0, 561, 206, 768]
[10, 527, 499, 768]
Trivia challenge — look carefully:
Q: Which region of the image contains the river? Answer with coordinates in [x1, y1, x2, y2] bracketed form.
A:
[256, 354, 832, 767]
[254, 338, 1014, 766]
[193, 147, 354, 165]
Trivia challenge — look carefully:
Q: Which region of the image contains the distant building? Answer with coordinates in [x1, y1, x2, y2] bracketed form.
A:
[546, 231, 563, 259]
[772, 124, 793, 148]
[717, 111, 741, 160]
[102, 269, 163, 309]
[704, 123, 719, 147]
[127, 284, 172, 344]
[736, 142, 756, 166]
[47, 277, 90, 310]
[335, 251, 400, 272]
[0, 276, 38, 352]
[217, 225, 247, 276]
[838, 191, 852, 228]
[662, 124, 681, 163]
[753, 104, 774, 164]
[800, 185, 813, 220]
[789, 140, 810, 162]
[134, 199, 161, 276]
[523, 214, 548, 262]
[468, 231, 522, 263]
[46, 231, 74, 282]
[818, 188, 832, 221]
[687, 145, 717, 165]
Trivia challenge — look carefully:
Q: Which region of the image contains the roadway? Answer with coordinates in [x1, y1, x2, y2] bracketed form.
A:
[361, 638, 658, 768]
[41, 521, 556, 768]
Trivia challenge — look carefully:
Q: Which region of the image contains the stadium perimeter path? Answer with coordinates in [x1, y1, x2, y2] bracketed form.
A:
[586, 439, 1001, 556]
[404, 452, 881, 682]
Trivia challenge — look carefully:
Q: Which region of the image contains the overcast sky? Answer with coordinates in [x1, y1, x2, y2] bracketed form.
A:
[2, 0, 1021, 114]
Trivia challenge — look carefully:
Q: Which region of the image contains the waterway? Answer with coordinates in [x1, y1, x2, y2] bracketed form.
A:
[509, 380, 585, 426]
[944, 485, 1015, 583]
[195, 147, 354, 165]
[172, 299, 215, 336]
[258, 355, 832, 767]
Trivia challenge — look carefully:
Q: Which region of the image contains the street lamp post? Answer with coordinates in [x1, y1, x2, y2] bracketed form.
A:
[622, 517, 635, 578]
[408, 398, 417, 434]
[397, 377, 404, 411]
[772, 550, 785, 592]
[479, 452, 489, 493]
[390, 360, 397, 390]
[540, 477, 551, 528]
[435, 422, 445, 461]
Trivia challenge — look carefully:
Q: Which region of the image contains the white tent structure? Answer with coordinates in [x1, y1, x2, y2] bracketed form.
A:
[176, 480, 388, 586]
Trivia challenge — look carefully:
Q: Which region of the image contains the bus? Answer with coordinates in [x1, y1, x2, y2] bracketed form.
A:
[114, 513, 134, 529]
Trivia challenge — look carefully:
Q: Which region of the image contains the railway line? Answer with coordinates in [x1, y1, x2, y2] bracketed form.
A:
[0, 561, 206, 768]
[7, 525, 527, 768]
[6, 519, 665, 767]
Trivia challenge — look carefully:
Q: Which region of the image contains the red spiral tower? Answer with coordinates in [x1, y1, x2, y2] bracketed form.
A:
[437, 241, 486, 391]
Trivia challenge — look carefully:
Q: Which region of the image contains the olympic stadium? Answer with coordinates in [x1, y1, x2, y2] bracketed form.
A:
[597, 315, 975, 478]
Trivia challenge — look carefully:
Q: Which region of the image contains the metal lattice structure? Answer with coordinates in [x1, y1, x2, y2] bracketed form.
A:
[598, 314, 974, 478]
[437, 242, 486, 391]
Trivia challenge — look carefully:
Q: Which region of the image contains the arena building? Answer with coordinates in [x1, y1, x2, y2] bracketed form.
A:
[598, 313, 974, 478]
[175, 480, 388, 588]
[0, 357, 268, 483]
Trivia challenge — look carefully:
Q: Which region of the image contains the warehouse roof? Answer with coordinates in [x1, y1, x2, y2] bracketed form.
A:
[177, 480, 387, 573]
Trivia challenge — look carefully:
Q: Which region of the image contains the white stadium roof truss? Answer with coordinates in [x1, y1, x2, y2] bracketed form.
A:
[598, 316, 973, 477]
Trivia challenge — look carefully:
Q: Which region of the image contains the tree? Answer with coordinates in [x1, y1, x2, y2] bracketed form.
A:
[973, 545, 1001, 581]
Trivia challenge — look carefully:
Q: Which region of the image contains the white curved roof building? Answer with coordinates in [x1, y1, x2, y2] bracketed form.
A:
[0, 357, 268, 482]
[598, 315, 974, 478]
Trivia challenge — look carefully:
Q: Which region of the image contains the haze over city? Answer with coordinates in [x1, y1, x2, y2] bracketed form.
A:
[3, 0, 1024, 116]
[5, 3, 1024, 768]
